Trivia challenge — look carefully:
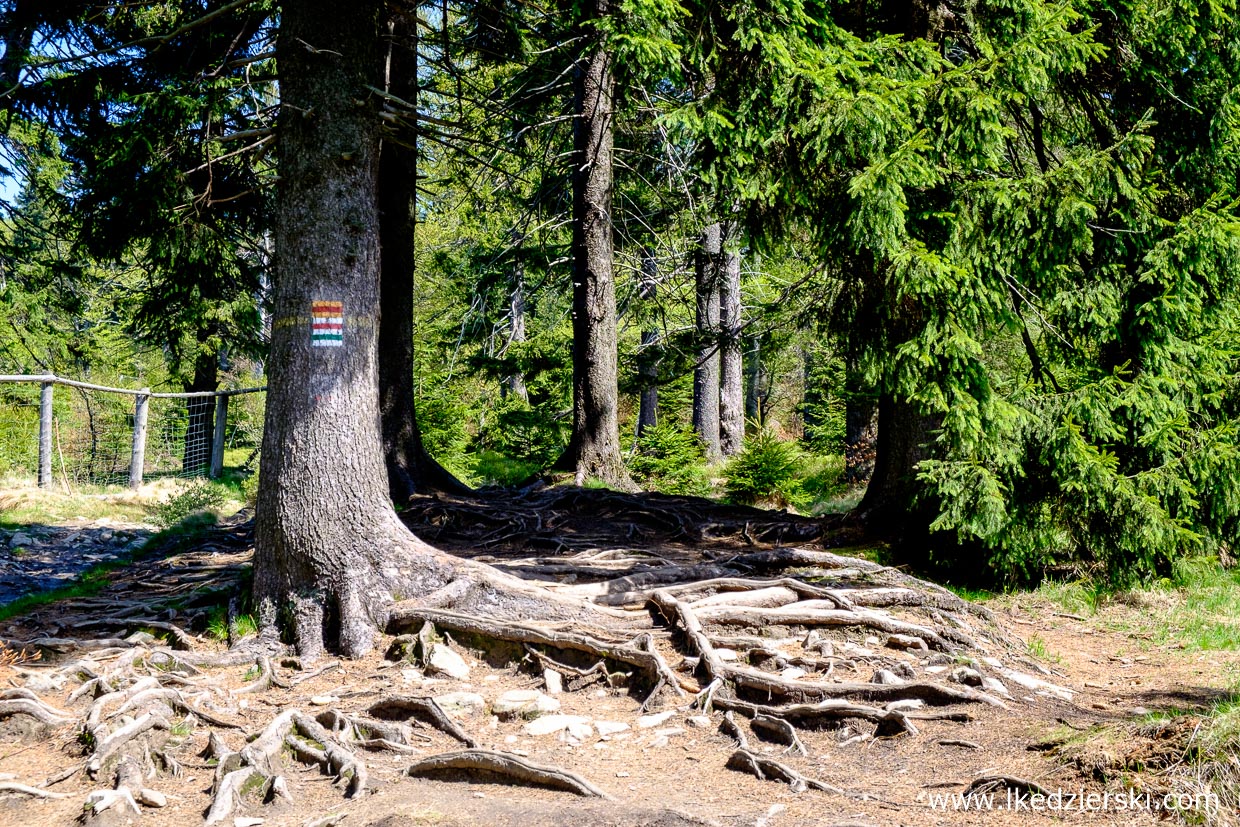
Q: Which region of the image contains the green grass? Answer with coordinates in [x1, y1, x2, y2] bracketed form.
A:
[0, 485, 156, 526]
[1025, 634, 1062, 663]
[467, 450, 541, 487]
[947, 584, 997, 603]
[1145, 557, 1240, 651]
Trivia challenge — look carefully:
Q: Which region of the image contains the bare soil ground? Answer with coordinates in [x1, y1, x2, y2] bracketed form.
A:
[0, 489, 1235, 827]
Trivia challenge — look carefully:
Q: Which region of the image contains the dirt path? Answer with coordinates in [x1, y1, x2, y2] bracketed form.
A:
[0, 521, 150, 605]
[0, 496, 1234, 827]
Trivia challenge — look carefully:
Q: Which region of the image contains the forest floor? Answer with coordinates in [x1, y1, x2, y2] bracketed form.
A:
[0, 485, 1237, 827]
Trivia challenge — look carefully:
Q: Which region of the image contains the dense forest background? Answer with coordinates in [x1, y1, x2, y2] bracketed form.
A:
[2, 0, 1239, 591]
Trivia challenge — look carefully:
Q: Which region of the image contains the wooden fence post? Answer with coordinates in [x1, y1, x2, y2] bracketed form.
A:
[38, 381, 53, 489]
[210, 394, 228, 479]
[129, 390, 150, 490]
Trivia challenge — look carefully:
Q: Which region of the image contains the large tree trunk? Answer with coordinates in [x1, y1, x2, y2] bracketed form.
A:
[256, 1, 570, 661]
[692, 223, 722, 461]
[636, 247, 658, 436]
[182, 344, 217, 475]
[377, 12, 470, 502]
[554, 0, 631, 488]
[719, 246, 744, 456]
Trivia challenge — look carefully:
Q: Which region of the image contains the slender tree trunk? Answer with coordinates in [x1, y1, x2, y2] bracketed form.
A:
[693, 223, 722, 460]
[504, 260, 529, 402]
[636, 247, 658, 436]
[719, 245, 744, 456]
[182, 345, 217, 475]
[554, 0, 631, 488]
[745, 333, 765, 422]
[377, 11, 470, 502]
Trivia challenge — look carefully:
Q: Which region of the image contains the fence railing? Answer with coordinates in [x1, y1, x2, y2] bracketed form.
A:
[0, 374, 265, 490]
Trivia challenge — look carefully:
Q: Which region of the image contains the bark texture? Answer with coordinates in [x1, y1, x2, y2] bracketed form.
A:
[636, 248, 658, 436]
[555, 0, 631, 488]
[256, 0, 404, 659]
[719, 247, 744, 456]
[377, 12, 470, 502]
[693, 224, 723, 461]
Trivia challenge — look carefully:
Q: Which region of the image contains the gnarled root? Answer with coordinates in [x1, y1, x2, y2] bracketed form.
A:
[726, 749, 845, 795]
[206, 708, 367, 825]
[0, 688, 73, 725]
[367, 695, 477, 747]
[406, 749, 613, 799]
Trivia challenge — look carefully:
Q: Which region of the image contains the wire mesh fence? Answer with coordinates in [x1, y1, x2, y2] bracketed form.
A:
[0, 375, 265, 488]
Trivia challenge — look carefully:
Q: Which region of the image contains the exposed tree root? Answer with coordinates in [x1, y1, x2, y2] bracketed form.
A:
[713, 698, 919, 738]
[385, 608, 680, 702]
[963, 774, 1052, 797]
[206, 708, 367, 824]
[367, 695, 478, 747]
[406, 749, 613, 799]
[0, 781, 73, 799]
[750, 714, 808, 755]
[726, 749, 845, 795]
[0, 493, 1051, 823]
[0, 688, 74, 725]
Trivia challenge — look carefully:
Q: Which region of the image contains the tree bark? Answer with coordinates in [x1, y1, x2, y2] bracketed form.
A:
[636, 247, 658, 436]
[256, 0, 403, 659]
[377, 11, 470, 502]
[719, 246, 743, 456]
[693, 223, 722, 461]
[554, 0, 632, 488]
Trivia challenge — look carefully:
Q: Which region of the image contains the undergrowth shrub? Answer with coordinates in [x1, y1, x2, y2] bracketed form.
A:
[629, 423, 710, 496]
[724, 428, 802, 505]
[152, 482, 227, 529]
[469, 450, 541, 487]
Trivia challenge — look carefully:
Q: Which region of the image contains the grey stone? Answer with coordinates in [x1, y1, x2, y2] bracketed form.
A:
[637, 710, 676, 728]
[492, 689, 559, 719]
[871, 669, 904, 685]
[433, 692, 485, 717]
[949, 666, 984, 687]
[523, 714, 590, 736]
[595, 720, 630, 736]
[426, 643, 470, 680]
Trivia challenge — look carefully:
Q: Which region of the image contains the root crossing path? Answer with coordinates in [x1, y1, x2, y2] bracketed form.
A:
[0, 489, 1102, 827]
